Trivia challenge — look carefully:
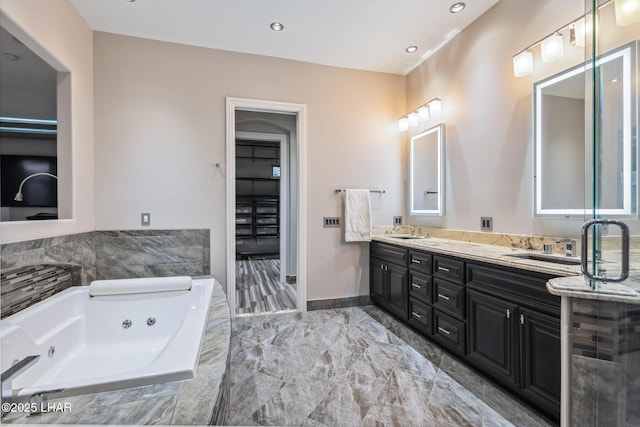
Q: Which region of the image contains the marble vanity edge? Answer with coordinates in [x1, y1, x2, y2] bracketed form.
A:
[546, 277, 640, 305]
[371, 235, 581, 277]
[371, 235, 640, 305]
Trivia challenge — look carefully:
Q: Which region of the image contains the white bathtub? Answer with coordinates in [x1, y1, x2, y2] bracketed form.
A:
[0, 277, 214, 400]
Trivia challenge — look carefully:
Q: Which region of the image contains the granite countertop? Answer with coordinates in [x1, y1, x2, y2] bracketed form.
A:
[2, 279, 231, 425]
[373, 235, 640, 305]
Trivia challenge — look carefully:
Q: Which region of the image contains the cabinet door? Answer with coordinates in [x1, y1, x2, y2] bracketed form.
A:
[520, 308, 561, 418]
[386, 263, 408, 320]
[467, 290, 518, 389]
[370, 257, 386, 302]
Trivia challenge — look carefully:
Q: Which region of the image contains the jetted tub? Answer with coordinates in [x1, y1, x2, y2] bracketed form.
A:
[0, 277, 214, 400]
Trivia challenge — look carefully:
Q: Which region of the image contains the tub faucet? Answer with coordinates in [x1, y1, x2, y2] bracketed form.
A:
[1, 355, 40, 418]
[29, 388, 65, 416]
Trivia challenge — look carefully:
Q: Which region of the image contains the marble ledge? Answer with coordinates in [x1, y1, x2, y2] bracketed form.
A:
[2, 278, 232, 426]
[547, 275, 640, 305]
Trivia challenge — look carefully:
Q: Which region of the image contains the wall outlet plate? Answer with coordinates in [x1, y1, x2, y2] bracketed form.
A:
[323, 217, 340, 227]
[394, 216, 403, 226]
[481, 216, 492, 232]
[141, 212, 151, 226]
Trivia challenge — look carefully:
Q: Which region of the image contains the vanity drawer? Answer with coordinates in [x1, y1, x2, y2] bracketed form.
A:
[434, 256, 465, 284]
[433, 310, 466, 355]
[370, 242, 408, 266]
[409, 250, 432, 274]
[409, 271, 432, 304]
[408, 298, 432, 336]
[434, 278, 465, 318]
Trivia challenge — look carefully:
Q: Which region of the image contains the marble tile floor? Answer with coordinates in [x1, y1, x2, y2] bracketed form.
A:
[228, 306, 555, 426]
[236, 259, 297, 315]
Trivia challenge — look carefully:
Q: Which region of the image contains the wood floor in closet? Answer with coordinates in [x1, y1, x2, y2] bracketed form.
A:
[235, 259, 297, 315]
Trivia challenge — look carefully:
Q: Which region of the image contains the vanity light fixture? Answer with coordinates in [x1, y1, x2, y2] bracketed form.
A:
[541, 33, 564, 63]
[417, 105, 430, 122]
[398, 117, 409, 132]
[405, 46, 418, 53]
[407, 112, 419, 128]
[512, 1, 614, 77]
[449, 2, 466, 13]
[398, 97, 443, 132]
[513, 50, 533, 77]
[270, 22, 284, 31]
[615, 0, 640, 26]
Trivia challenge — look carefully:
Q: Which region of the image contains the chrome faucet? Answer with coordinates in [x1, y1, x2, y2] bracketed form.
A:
[29, 388, 65, 416]
[557, 239, 577, 257]
[1, 355, 40, 418]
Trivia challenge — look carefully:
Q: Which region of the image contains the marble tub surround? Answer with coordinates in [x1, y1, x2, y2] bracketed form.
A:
[2, 278, 231, 425]
[94, 229, 210, 279]
[1, 231, 96, 284]
[0, 263, 80, 318]
[227, 305, 553, 426]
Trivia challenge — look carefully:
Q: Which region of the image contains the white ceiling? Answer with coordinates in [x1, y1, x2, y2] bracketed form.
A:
[69, 0, 499, 75]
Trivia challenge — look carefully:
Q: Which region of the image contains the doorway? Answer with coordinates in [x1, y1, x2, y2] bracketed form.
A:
[225, 98, 307, 317]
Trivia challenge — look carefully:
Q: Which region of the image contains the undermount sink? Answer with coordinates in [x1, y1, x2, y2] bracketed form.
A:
[507, 253, 581, 265]
[388, 235, 427, 240]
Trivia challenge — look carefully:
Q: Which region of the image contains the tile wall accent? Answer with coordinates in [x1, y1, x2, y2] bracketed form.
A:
[570, 298, 640, 426]
[94, 230, 210, 279]
[1, 264, 80, 319]
[0, 229, 210, 317]
[1, 232, 96, 284]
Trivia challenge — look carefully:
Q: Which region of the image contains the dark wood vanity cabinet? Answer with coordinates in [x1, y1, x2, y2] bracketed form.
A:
[370, 243, 409, 320]
[466, 262, 561, 420]
[369, 240, 561, 422]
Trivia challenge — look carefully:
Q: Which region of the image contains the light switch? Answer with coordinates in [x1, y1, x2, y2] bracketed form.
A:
[141, 213, 151, 226]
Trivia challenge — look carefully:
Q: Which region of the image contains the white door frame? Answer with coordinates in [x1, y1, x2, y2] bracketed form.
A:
[226, 97, 307, 317]
[235, 131, 288, 284]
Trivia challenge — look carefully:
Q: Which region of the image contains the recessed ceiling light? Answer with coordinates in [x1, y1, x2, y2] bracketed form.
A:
[449, 2, 466, 13]
[405, 46, 418, 53]
[270, 22, 284, 32]
[1, 53, 20, 62]
[124, 0, 136, 2]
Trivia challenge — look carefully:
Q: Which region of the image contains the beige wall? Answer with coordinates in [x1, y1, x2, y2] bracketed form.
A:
[0, 0, 94, 242]
[92, 32, 406, 300]
[406, 0, 640, 237]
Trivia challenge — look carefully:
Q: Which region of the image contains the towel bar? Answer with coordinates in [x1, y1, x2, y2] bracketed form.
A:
[335, 189, 386, 194]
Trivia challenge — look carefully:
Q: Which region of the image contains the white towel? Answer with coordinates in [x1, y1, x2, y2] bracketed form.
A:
[89, 276, 193, 296]
[345, 189, 372, 242]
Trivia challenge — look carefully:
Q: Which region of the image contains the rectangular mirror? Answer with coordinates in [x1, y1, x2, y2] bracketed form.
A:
[409, 123, 444, 216]
[534, 41, 637, 217]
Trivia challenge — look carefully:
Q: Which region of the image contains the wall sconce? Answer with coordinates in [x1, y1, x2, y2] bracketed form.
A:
[398, 98, 443, 132]
[513, 50, 533, 77]
[615, 0, 640, 26]
[541, 33, 564, 63]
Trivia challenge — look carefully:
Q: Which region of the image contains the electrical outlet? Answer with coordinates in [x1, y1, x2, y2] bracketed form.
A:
[393, 216, 403, 226]
[481, 216, 492, 232]
[323, 217, 340, 227]
[141, 212, 151, 226]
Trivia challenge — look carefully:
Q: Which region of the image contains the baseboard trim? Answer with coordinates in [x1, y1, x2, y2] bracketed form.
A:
[307, 295, 372, 311]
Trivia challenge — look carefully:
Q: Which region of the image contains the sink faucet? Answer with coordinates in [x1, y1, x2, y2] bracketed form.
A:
[1, 355, 40, 418]
[557, 239, 577, 257]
